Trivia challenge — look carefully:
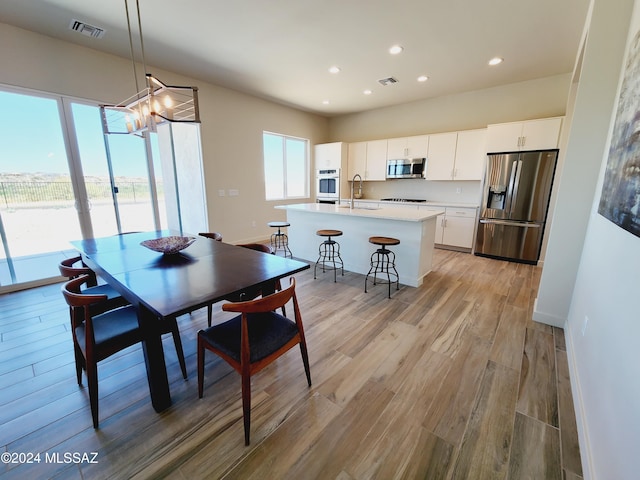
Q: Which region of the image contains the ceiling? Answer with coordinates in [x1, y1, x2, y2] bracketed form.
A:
[0, 0, 591, 117]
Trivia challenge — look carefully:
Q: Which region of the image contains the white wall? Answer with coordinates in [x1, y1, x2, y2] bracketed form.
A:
[567, 1, 640, 478]
[0, 22, 329, 243]
[534, 0, 634, 328]
[328, 74, 571, 142]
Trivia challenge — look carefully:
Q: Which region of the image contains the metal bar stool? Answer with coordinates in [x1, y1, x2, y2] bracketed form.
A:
[268, 221, 293, 258]
[314, 229, 344, 282]
[365, 236, 400, 298]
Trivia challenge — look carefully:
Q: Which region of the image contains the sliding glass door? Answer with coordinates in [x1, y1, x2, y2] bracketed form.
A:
[0, 87, 165, 289]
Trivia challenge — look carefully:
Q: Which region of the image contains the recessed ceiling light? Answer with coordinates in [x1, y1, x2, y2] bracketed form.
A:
[328, 66, 341, 74]
[322, 100, 330, 105]
[363, 89, 373, 95]
[488, 57, 504, 66]
[417, 75, 429, 82]
[389, 45, 404, 55]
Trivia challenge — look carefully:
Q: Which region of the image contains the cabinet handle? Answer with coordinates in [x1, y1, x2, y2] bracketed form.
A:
[517, 136, 521, 147]
[521, 136, 526, 147]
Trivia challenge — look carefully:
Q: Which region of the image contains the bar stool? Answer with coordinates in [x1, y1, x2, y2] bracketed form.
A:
[268, 221, 292, 258]
[314, 229, 344, 282]
[365, 236, 400, 298]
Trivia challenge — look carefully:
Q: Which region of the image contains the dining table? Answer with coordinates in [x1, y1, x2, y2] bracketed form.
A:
[70, 230, 310, 412]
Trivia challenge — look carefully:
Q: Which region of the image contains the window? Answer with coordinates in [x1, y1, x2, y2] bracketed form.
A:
[263, 132, 309, 200]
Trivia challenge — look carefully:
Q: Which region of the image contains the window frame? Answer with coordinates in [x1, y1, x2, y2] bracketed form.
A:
[262, 131, 309, 201]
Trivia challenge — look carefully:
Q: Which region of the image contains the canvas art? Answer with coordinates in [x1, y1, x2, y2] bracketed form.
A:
[598, 28, 640, 238]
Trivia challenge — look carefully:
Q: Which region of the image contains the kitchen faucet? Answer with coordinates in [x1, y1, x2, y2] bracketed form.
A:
[350, 174, 362, 208]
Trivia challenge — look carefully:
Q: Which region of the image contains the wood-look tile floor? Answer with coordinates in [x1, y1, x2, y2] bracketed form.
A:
[0, 249, 583, 479]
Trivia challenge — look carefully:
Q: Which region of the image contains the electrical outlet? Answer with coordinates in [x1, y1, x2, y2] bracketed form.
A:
[582, 315, 589, 336]
[228, 189, 239, 196]
[456, 187, 461, 194]
[218, 189, 225, 197]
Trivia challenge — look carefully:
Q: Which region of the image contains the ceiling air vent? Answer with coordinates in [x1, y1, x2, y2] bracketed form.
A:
[378, 77, 398, 86]
[69, 19, 105, 39]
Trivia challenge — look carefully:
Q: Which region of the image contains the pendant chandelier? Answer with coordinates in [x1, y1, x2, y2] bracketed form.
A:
[100, 0, 200, 135]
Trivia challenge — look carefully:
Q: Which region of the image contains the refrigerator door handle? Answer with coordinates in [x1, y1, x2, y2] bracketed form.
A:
[479, 219, 541, 227]
[505, 160, 519, 215]
[508, 160, 523, 218]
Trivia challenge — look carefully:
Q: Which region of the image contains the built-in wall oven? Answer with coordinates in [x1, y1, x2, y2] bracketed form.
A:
[316, 169, 340, 203]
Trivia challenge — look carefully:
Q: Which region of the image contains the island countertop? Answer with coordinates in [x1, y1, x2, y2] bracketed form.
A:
[276, 202, 444, 221]
[275, 202, 444, 287]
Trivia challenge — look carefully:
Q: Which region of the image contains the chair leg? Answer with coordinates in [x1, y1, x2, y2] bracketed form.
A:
[170, 320, 188, 380]
[241, 370, 252, 446]
[73, 343, 84, 385]
[197, 335, 205, 398]
[86, 361, 99, 428]
[299, 340, 312, 387]
[207, 304, 213, 327]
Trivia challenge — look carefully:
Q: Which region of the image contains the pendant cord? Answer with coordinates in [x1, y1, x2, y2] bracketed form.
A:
[124, 0, 141, 99]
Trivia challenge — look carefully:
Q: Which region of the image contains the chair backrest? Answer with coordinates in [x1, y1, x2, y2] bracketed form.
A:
[59, 256, 98, 285]
[222, 277, 297, 315]
[61, 275, 108, 309]
[237, 243, 273, 254]
[199, 232, 223, 242]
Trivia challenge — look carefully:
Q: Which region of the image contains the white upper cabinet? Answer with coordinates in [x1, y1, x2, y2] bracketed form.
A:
[425, 132, 458, 180]
[487, 117, 563, 152]
[386, 135, 429, 159]
[315, 142, 348, 170]
[453, 129, 487, 180]
[365, 139, 388, 180]
[347, 139, 388, 181]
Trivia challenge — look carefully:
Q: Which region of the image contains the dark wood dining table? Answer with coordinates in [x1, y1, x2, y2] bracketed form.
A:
[71, 230, 310, 412]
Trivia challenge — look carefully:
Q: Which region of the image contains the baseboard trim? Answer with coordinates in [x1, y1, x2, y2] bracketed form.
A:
[565, 325, 594, 480]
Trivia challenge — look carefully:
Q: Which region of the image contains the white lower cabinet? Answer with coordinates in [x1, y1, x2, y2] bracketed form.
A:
[426, 206, 477, 249]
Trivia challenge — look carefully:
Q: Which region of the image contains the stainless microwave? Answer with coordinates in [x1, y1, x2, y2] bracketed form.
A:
[386, 158, 426, 179]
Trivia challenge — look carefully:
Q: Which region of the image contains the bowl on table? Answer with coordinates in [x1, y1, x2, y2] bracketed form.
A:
[140, 236, 196, 255]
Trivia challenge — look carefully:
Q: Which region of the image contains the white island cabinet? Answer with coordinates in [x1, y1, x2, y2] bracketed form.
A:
[275, 203, 444, 287]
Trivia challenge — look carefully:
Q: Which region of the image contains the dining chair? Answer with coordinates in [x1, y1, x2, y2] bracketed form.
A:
[60, 258, 188, 381]
[204, 243, 285, 327]
[61, 275, 143, 428]
[197, 277, 311, 445]
[199, 232, 223, 242]
[59, 256, 129, 314]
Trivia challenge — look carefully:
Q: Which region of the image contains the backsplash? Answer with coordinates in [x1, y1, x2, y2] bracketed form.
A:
[359, 179, 482, 204]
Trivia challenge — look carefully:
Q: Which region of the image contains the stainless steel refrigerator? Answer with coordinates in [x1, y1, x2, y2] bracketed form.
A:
[474, 150, 558, 264]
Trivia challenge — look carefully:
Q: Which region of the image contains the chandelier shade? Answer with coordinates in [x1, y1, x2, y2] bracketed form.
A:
[101, 74, 200, 135]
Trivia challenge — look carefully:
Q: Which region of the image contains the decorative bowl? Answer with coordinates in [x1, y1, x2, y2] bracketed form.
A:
[140, 236, 196, 255]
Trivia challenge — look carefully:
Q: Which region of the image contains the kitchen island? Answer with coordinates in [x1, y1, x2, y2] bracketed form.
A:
[275, 203, 444, 287]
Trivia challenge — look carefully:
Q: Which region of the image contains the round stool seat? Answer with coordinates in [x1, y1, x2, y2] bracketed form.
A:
[369, 236, 400, 247]
[268, 221, 290, 228]
[317, 229, 343, 237]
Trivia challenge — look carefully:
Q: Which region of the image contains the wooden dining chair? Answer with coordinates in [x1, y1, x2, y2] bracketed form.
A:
[204, 243, 285, 327]
[59, 256, 129, 314]
[60, 258, 188, 381]
[62, 275, 143, 428]
[197, 277, 311, 445]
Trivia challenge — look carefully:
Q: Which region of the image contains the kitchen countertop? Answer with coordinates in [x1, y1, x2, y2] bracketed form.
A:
[276, 202, 443, 222]
[340, 199, 479, 209]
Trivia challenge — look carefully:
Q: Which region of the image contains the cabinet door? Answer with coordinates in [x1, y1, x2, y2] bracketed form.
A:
[425, 132, 457, 180]
[348, 142, 367, 179]
[406, 135, 429, 158]
[486, 122, 523, 152]
[520, 117, 562, 150]
[454, 129, 486, 180]
[386, 137, 408, 159]
[442, 215, 475, 248]
[315, 142, 345, 170]
[434, 214, 445, 243]
[366, 139, 388, 180]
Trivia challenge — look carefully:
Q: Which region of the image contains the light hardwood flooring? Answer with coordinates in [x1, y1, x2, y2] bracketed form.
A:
[0, 249, 582, 479]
